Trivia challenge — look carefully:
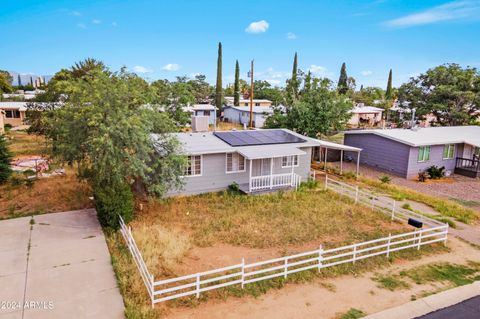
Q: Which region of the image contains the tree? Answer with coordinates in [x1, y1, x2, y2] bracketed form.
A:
[234, 60, 240, 106]
[285, 52, 299, 102]
[17, 74, 22, 87]
[397, 64, 480, 126]
[0, 70, 13, 94]
[215, 42, 223, 115]
[253, 80, 284, 106]
[385, 69, 393, 100]
[45, 64, 185, 228]
[337, 62, 348, 95]
[0, 135, 13, 184]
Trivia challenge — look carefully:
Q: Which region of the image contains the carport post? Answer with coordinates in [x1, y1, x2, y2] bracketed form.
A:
[324, 148, 328, 172]
[356, 152, 360, 179]
[249, 159, 252, 192]
[340, 150, 344, 175]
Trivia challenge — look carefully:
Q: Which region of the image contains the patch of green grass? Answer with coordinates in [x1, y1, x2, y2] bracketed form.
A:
[451, 198, 480, 208]
[372, 274, 410, 291]
[400, 262, 480, 287]
[338, 308, 366, 319]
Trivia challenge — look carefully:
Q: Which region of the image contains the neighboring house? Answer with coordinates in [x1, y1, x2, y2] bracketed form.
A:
[224, 96, 273, 107]
[0, 102, 27, 127]
[344, 126, 480, 179]
[223, 105, 274, 128]
[162, 128, 355, 196]
[185, 104, 216, 125]
[348, 105, 384, 128]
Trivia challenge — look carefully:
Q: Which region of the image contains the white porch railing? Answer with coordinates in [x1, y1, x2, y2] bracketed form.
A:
[250, 173, 301, 192]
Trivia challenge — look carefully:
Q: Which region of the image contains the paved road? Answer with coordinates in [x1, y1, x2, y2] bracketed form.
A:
[0, 209, 124, 319]
[416, 295, 480, 319]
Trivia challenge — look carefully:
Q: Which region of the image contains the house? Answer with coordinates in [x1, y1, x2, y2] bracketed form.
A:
[186, 104, 216, 125]
[162, 128, 359, 196]
[348, 105, 384, 128]
[0, 102, 28, 127]
[223, 105, 274, 128]
[344, 126, 480, 179]
[224, 96, 273, 107]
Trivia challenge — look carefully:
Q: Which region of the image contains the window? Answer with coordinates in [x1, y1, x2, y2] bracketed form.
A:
[417, 146, 430, 162]
[442, 144, 455, 160]
[185, 155, 202, 176]
[226, 153, 245, 173]
[203, 110, 211, 116]
[282, 155, 299, 168]
[5, 110, 13, 118]
[255, 103, 260, 106]
[474, 147, 480, 157]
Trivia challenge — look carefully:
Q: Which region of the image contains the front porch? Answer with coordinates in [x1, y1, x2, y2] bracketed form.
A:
[239, 172, 302, 194]
[455, 157, 480, 178]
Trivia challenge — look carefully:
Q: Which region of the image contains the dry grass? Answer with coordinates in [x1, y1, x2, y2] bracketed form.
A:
[213, 121, 243, 131]
[0, 168, 93, 219]
[6, 130, 49, 157]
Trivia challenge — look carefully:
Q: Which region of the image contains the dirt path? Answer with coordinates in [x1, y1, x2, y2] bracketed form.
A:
[162, 237, 479, 319]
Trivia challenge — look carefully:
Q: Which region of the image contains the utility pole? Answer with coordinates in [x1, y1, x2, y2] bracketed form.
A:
[249, 60, 254, 129]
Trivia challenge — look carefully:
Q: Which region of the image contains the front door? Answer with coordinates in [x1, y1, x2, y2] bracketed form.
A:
[252, 159, 272, 176]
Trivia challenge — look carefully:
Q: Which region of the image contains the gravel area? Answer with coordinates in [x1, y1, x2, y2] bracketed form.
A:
[332, 162, 480, 206]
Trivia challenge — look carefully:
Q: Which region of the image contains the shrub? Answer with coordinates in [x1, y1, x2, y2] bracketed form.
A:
[9, 173, 25, 187]
[228, 181, 240, 192]
[94, 180, 134, 230]
[418, 171, 429, 182]
[4, 124, 12, 132]
[426, 165, 445, 179]
[0, 134, 13, 183]
[378, 175, 392, 184]
[300, 177, 319, 190]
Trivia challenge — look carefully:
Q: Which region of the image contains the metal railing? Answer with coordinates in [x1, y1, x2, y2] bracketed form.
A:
[455, 157, 480, 172]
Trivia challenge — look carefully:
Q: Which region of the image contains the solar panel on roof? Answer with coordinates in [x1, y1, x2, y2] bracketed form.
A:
[214, 130, 306, 146]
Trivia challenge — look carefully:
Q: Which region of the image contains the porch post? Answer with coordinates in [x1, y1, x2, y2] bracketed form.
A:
[340, 150, 344, 175]
[249, 159, 252, 192]
[270, 157, 274, 189]
[356, 152, 360, 179]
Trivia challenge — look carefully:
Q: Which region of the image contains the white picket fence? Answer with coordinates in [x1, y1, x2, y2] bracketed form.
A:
[118, 176, 449, 306]
[250, 173, 301, 192]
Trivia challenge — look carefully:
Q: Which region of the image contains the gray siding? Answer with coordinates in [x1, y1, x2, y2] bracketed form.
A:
[168, 147, 312, 196]
[223, 107, 268, 128]
[344, 133, 410, 177]
[406, 143, 461, 178]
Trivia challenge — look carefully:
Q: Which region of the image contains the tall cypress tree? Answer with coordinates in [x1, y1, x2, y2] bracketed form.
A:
[30, 76, 33, 87]
[292, 52, 298, 83]
[286, 52, 299, 101]
[234, 60, 240, 106]
[337, 62, 348, 95]
[17, 74, 21, 86]
[385, 69, 393, 100]
[215, 42, 223, 116]
[0, 135, 12, 184]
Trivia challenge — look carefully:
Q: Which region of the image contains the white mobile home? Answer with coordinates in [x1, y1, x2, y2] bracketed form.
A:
[223, 105, 273, 128]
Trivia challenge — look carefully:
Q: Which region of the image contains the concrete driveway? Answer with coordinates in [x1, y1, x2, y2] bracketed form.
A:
[0, 209, 124, 319]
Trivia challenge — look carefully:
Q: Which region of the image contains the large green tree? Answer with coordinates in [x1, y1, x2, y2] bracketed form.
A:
[337, 63, 348, 95]
[385, 69, 393, 100]
[0, 70, 13, 94]
[397, 64, 480, 126]
[234, 60, 240, 106]
[215, 42, 223, 115]
[285, 52, 299, 103]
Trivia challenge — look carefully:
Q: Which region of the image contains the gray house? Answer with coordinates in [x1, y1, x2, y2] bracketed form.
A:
[165, 129, 356, 196]
[187, 104, 216, 125]
[223, 105, 274, 128]
[344, 126, 480, 179]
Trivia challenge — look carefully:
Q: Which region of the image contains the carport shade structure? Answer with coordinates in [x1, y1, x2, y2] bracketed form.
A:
[313, 140, 362, 177]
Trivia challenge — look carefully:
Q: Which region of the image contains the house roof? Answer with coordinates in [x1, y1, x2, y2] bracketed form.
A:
[224, 105, 274, 114]
[224, 96, 272, 104]
[345, 126, 480, 147]
[349, 106, 384, 114]
[160, 128, 361, 157]
[190, 104, 215, 111]
[0, 102, 28, 111]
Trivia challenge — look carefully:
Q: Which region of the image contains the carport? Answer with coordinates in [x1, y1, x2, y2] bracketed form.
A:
[312, 140, 362, 177]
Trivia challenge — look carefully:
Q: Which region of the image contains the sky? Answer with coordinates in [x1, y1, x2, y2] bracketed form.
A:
[1, 0, 480, 88]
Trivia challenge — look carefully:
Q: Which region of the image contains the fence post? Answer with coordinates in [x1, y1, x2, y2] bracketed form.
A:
[196, 274, 200, 298]
[150, 274, 155, 308]
[391, 200, 396, 221]
[241, 258, 245, 289]
[355, 186, 359, 204]
[318, 244, 323, 272]
[353, 244, 357, 264]
[444, 224, 449, 247]
[284, 258, 288, 279]
[386, 233, 391, 258]
[417, 229, 422, 250]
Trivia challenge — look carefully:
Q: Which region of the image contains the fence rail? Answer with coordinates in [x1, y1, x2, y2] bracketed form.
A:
[119, 175, 448, 306]
[250, 173, 301, 192]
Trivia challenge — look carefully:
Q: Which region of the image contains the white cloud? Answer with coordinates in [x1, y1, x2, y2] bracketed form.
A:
[286, 32, 297, 40]
[72, 11, 81, 16]
[361, 70, 373, 76]
[385, 0, 480, 28]
[112, 22, 118, 27]
[309, 65, 332, 77]
[77, 23, 87, 29]
[255, 68, 290, 86]
[162, 63, 180, 71]
[92, 19, 102, 24]
[245, 20, 269, 33]
[133, 66, 153, 73]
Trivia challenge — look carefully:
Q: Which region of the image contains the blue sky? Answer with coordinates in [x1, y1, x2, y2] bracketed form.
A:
[1, 0, 480, 88]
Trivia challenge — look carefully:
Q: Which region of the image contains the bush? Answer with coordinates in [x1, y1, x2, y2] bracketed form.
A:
[0, 134, 13, 183]
[94, 180, 134, 230]
[418, 171, 429, 182]
[4, 124, 12, 132]
[300, 178, 319, 190]
[426, 165, 445, 179]
[228, 181, 240, 192]
[378, 175, 392, 184]
[9, 173, 25, 186]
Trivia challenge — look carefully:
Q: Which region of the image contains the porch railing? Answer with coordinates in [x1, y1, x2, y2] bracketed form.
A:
[455, 157, 480, 172]
[250, 173, 301, 192]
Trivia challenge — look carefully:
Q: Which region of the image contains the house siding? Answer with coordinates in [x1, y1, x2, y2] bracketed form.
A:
[168, 147, 312, 196]
[223, 107, 269, 128]
[344, 133, 410, 177]
[406, 143, 461, 178]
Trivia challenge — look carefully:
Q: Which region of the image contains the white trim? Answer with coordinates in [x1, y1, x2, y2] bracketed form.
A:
[417, 146, 430, 163]
[225, 152, 246, 174]
[281, 155, 299, 168]
[442, 144, 455, 160]
[184, 155, 203, 177]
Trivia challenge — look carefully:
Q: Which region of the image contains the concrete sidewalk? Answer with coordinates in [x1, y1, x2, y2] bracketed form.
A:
[0, 209, 124, 319]
[365, 281, 480, 319]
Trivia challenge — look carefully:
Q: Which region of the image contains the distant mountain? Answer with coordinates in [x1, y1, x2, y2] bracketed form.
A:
[8, 71, 53, 86]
